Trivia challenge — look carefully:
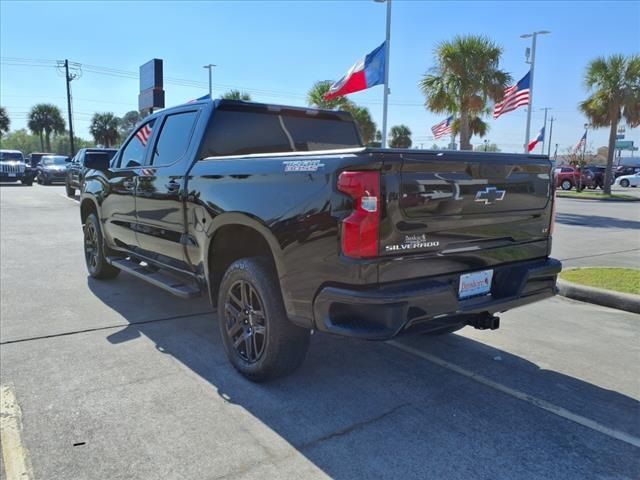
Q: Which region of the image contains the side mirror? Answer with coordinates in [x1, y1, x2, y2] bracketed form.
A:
[84, 152, 111, 171]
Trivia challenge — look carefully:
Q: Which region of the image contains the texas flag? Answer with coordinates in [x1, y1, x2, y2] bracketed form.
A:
[324, 42, 386, 101]
[528, 126, 545, 152]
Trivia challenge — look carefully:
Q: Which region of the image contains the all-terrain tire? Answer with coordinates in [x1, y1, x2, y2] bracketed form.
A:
[217, 257, 310, 382]
[83, 213, 120, 279]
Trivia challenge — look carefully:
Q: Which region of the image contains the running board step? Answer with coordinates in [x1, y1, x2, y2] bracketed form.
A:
[107, 258, 201, 299]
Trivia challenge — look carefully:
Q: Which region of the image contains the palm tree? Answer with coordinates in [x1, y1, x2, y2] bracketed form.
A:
[579, 54, 640, 194]
[420, 35, 511, 150]
[90, 113, 120, 147]
[307, 80, 353, 110]
[119, 110, 141, 137]
[222, 90, 252, 101]
[389, 125, 412, 148]
[451, 116, 488, 139]
[27, 104, 65, 151]
[0, 107, 9, 137]
[306, 80, 376, 144]
[343, 105, 377, 145]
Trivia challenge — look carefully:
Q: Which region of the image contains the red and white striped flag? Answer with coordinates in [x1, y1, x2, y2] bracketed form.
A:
[494, 71, 530, 119]
[135, 124, 153, 146]
[431, 116, 453, 139]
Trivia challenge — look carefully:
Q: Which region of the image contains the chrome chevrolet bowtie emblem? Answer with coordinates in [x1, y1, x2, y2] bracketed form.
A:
[474, 187, 506, 205]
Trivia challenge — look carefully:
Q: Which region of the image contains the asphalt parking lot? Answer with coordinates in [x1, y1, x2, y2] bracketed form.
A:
[1, 184, 639, 480]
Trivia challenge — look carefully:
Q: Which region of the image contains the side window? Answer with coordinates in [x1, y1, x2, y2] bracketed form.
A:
[117, 120, 156, 168]
[150, 111, 198, 167]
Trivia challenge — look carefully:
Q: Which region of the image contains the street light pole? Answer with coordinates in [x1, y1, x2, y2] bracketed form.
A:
[521, 30, 550, 154]
[375, 0, 392, 148]
[203, 64, 216, 98]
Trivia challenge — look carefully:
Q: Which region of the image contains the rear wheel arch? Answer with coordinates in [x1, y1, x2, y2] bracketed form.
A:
[205, 216, 286, 307]
[80, 197, 99, 225]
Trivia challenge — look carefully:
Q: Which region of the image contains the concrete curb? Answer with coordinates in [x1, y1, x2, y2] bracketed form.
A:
[557, 278, 640, 314]
[555, 194, 640, 202]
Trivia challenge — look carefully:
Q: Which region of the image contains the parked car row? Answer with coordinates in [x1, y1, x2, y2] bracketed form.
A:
[1, 148, 118, 190]
[554, 164, 639, 190]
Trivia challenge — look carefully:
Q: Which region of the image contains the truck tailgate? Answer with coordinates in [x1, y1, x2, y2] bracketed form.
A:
[378, 151, 554, 283]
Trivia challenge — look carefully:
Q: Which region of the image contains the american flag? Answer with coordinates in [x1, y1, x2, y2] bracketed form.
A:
[575, 131, 587, 152]
[493, 71, 531, 119]
[135, 124, 153, 146]
[431, 116, 453, 139]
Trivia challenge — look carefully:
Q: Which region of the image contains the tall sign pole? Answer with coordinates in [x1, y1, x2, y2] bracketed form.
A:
[378, 0, 392, 148]
[521, 31, 550, 154]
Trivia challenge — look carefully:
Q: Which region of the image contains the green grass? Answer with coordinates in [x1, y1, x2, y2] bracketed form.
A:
[556, 190, 638, 201]
[560, 268, 640, 295]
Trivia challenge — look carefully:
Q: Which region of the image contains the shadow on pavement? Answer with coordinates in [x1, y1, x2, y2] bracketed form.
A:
[556, 212, 640, 229]
[87, 277, 640, 479]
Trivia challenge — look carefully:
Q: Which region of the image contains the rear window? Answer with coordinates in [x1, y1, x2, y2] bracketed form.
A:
[87, 149, 117, 161]
[198, 107, 361, 159]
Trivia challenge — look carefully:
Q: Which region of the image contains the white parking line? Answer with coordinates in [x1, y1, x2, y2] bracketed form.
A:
[0, 385, 34, 480]
[387, 340, 640, 449]
[59, 193, 80, 203]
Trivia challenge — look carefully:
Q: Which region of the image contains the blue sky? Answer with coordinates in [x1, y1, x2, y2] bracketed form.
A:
[1, 0, 639, 154]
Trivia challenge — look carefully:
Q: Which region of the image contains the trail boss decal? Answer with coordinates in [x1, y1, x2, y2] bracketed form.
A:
[283, 160, 325, 172]
[385, 234, 439, 252]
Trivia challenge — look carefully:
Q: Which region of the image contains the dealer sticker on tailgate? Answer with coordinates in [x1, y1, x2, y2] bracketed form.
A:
[458, 269, 494, 299]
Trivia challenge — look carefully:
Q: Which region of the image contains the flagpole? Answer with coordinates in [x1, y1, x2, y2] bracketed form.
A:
[381, 0, 392, 148]
[540, 107, 550, 154]
[521, 30, 550, 154]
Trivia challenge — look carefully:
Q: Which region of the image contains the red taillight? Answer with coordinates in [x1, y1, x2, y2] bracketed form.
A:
[337, 171, 380, 258]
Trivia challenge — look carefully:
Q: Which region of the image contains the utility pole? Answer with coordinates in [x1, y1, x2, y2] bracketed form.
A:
[540, 107, 551, 154]
[203, 64, 216, 98]
[521, 30, 550, 154]
[64, 59, 76, 156]
[582, 123, 590, 162]
[547, 116, 554, 157]
[375, 0, 392, 148]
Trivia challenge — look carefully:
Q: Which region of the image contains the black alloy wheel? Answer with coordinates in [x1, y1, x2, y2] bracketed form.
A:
[217, 257, 310, 382]
[83, 213, 120, 279]
[84, 221, 99, 273]
[224, 279, 267, 364]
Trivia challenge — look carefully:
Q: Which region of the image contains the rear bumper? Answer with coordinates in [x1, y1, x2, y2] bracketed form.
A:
[313, 257, 561, 340]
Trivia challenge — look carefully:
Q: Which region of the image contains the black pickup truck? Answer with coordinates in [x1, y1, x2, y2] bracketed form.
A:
[80, 99, 561, 381]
